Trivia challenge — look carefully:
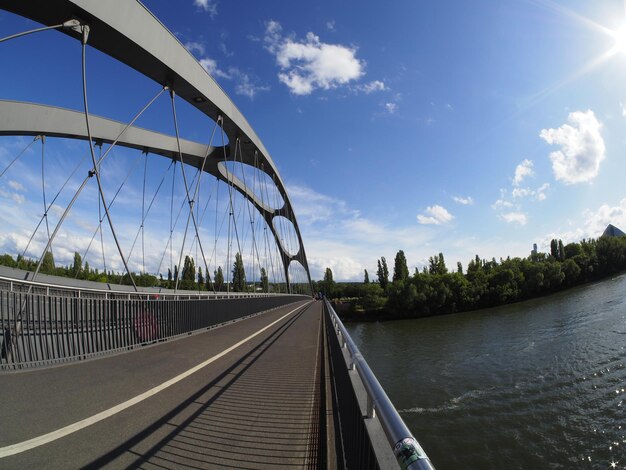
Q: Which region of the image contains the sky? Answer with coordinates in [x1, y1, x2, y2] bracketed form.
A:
[2, 0, 626, 281]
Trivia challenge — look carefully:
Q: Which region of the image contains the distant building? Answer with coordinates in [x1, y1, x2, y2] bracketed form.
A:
[531, 243, 537, 255]
[601, 224, 626, 238]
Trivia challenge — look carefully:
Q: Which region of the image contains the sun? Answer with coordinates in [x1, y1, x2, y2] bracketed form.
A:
[610, 26, 626, 55]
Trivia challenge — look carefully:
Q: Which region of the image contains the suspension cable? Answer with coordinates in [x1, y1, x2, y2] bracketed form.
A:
[235, 144, 263, 293]
[169, 90, 213, 293]
[21, 149, 89, 260]
[259, 163, 278, 292]
[78, 28, 137, 290]
[141, 151, 148, 274]
[29, 35, 167, 284]
[0, 136, 39, 179]
[156, 166, 200, 281]
[175, 112, 219, 293]
[97, 144, 107, 274]
[81, 149, 143, 278]
[127, 159, 173, 273]
[0, 19, 80, 43]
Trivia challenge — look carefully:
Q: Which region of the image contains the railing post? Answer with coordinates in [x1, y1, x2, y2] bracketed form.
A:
[324, 298, 435, 470]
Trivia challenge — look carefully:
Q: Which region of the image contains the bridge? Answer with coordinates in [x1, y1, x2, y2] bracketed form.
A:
[0, 2, 435, 469]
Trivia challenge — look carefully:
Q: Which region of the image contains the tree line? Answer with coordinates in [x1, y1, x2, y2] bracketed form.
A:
[0, 251, 271, 293]
[314, 235, 626, 319]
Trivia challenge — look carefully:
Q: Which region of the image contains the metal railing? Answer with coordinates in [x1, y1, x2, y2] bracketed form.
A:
[0, 286, 308, 370]
[0, 271, 294, 301]
[324, 298, 435, 470]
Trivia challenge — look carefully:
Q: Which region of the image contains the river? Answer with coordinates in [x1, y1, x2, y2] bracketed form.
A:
[346, 274, 626, 469]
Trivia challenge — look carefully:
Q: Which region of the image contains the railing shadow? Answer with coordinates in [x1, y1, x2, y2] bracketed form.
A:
[83, 302, 321, 470]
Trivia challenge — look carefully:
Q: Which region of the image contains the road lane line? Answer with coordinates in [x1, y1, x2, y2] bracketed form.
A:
[0, 301, 311, 458]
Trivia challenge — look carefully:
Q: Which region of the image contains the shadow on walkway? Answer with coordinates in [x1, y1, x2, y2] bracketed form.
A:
[84, 302, 323, 470]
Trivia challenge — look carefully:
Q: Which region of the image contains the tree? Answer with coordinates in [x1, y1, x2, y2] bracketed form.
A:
[550, 239, 559, 259]
[457, 261, 463, 274]
[428, 253, 447, 275]
[232, 253, 246, 292]
[392, 250, 409, 283]
[41, 250, 55, 274]
[214, 266, 224, 291]
[181, 255, 195, 282]
[558, 239, 565, 261]
[260, 267, 269, 292]
[377, 257, 389, 289]
[0, 254, 17, 268]
[197, 266, 204, 287]
[72, 252, 82, 277]
[364, 269, 370, 284]
[325, 267, 336, 295]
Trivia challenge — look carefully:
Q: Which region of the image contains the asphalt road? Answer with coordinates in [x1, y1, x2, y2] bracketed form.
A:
[0, 299, 324, 469]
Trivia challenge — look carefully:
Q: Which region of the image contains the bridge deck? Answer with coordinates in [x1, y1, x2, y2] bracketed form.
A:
[0, 299, 327, 469]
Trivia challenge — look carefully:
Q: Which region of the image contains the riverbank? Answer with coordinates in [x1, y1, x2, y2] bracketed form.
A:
[335, 268, 626, 323]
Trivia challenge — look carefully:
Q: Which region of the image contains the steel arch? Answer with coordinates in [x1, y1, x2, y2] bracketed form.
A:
[0, 0, 312, 291]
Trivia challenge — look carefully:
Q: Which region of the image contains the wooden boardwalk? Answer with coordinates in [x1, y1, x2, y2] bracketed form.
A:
[0, 300, 329, 469]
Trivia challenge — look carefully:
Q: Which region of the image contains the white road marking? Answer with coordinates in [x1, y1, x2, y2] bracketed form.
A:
[0, 301, 310, 458]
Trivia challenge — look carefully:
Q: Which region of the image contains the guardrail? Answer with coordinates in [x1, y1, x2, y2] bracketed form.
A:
[0, 273, 293, 301]
[0, 287, 309, 370]
[324, 298, 435, 470]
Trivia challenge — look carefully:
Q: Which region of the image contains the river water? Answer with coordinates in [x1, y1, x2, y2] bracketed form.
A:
[346, 274, 626, 469]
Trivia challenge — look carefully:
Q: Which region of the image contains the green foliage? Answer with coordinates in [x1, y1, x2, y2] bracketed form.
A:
[0, 254, 16, 268]
[214, 266, 225, 291]
[364, 269, 369, 284]
[392, 250, 409, 283]
[181, 255, 195, 282]
[41, 250, 55, 274]
[197, 266, 204, 287]
[260, 267, 269, 293]
[376, 257, 389, 289]
[232, 253, 246, 292]
[318, 267, 335, 297]
[320, 234, 626, 319]
[72, 252, 82, 277]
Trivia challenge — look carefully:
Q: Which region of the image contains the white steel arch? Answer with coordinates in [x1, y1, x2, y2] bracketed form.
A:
[0, 0, 312, 292]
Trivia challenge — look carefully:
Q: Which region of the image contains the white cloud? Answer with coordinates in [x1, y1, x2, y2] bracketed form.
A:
[11, 193, 25, 204]
[543, 198, 626, 247]
[453, 195, 473, 205]
[326, 20, 336, 31]
[417, 205, 454, 225]
[511, 187, 532, 199]
[356, 80, 387, 94]
[582, 198, 626, 238]
[198, 58, 268, 98]
[184, 41, 205, 56]
[384, 102, 397, 114]
[234, 72, 269, 99]
[193, 0, 217, 17]
[539, 109, 605, 185]
[8, 180, 25, 192]
[264, 21, 364, 95]
[501, 212, 527, 225]
[621, 101, 626, 117]
[199, 58, 223, 77]
[492, 198, 513, 210]
[513, 159, 534, 186]
[536, 183, 550, 201]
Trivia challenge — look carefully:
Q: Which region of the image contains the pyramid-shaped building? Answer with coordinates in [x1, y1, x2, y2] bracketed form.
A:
[601, 224, 626, 238]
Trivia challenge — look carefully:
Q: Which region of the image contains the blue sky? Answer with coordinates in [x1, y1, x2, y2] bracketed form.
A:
[1, 0, 626, 281]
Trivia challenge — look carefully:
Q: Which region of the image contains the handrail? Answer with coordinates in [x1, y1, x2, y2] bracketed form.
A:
[324, 298, 435, 470]
[0, 273, 294, 300]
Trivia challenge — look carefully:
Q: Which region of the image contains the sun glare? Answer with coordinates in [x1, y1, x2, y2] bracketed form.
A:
[611, 26, 626, 55]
